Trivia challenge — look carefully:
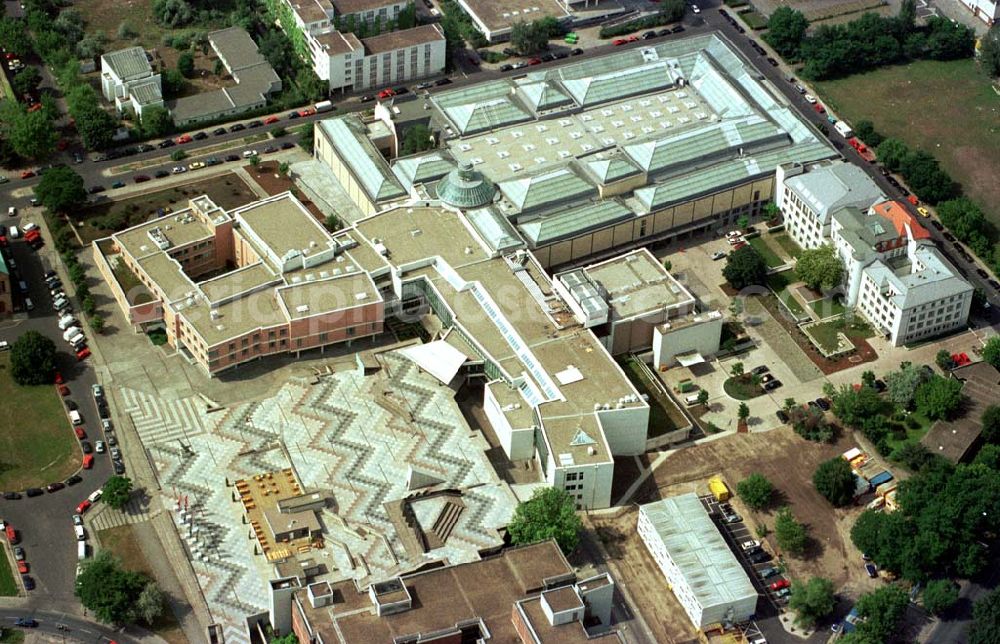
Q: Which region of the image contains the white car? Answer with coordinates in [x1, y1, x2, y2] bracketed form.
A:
[172, 166, 187, 174]
[711, 250, 727, 261]
[22, 222, 38, 232]
[72, 514, 83, 526]
[692, 4, 700, 12]
[0, 341, 9, 351]
[740, 539, 761, 551]
[7, 206, 15, 217]
[804, 94, 817, 104]
[95, 440, 105, 454]
[242, 149, 258, 158]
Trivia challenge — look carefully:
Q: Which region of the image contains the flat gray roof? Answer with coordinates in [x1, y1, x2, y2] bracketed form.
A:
[102, 47, 151, 80]
[579, 248, 694, 320]
[318, 116, 407, 203]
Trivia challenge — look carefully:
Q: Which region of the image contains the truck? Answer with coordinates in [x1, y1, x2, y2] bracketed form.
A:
[709, 477, 730, 502]
[848, 137, 876, 163]
[834, 120, 853, 138]
[314, 100, 334, 113]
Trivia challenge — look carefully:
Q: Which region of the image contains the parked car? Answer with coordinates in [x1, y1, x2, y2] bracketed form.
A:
[264, 116, 280, 124]
[748, 550, 772, 564]
[752, 365, 769, 375]
[193, 131, 208, 140]
[248, 120, 263, 128]
[741, 540, 760, 551]
[229, 123, 246, 132]
[711, 250, 727, 261]
[758, 567, 779, 579]
[865, 563, 878, 578]
[770, 578, 790, 591]
[213, 127, 227, 136]
[46, 482, 64, 493]
[133, 174, 150, 183]
[88, 185, 105, 194]
[815, 398, 831, 411]
[776, 409, 789, 423]
[763, 380, 782, 391]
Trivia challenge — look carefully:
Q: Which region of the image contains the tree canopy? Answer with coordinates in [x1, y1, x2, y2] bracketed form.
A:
[984, 336, 1000, 371]
[508, 487, 582, 554]
[971, 588, 1000, 644]
[789, 404, 833, 442]
[795, 244, 843, 292]
[11, 66, 42, 97]
[922, 579, 959, 616]
[831, 383, 883, 430]
[0, 102, 57, 160]
[177, 51, 195, 78]
[722, 245, 768, 290]
[401, 124, 435, 155]
[788, 576, 836, 627]
[981, 25, 1000, 78]
[913, 375, 963, 421]
[103, 476, 133, 510]
[10, 331, 57, 386]
[774, 506, 808, 556]
[35, 166, 87, 214]
[885, 362, 930, 410]
[736, 473, 774, 510]
[510, 20, 550, 56]
[813, 456, 855, 507]
[982, 405, 1000, 444]
[75, 551, 160, 624]
[139, 105, 174, 138]
[842, 585, 909, 643]
[763, 7, 809, 59]
[876, 138, 909, 172]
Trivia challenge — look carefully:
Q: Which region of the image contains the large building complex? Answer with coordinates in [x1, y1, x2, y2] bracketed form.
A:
[455, 0, 571, 42]
[308, 34, 836, 269]
[281, 540, 621, 643]
[92, 192, 384, 375]
[637, 493, 758, 630]
[100, 47, 164, 120]
[281, 0, 445, 93]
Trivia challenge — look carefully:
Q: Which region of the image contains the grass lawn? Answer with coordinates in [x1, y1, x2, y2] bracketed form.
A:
[0, 354, 79, 490]
[766, 272, 806, 316]
[814, 59, 1000, 226]
[99, 525, 187, 644]
[0, 548, 18, 597]
[806, 321, 847, 353]
[723, 375, 764, 400]
[748, 236, 784, 269]
[75, 174, 258, 245]
[809, 296, 847, 319]
[618, 357, 687, 438]
[0, 628, 25, 643]
[772, 233, 802, 259]
[885, 411, 934, 453]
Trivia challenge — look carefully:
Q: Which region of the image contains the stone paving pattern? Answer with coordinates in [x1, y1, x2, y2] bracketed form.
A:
[124, 350, 515, 644]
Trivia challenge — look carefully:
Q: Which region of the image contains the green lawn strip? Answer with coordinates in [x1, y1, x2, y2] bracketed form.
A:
[723, 376, 764, 400]
[805, 320, 843, 353]
[809, 297, 846, 319]
[0, 354, 79, 490]
[0, 626, 25, 642]
[748, 236, 783, 268]
[814, 59, 1000, 226]
[0, 548, 17, 596]
[618, 358, 684, 437]
[773, 233, 802, 259]
[766, 272, 806, 316]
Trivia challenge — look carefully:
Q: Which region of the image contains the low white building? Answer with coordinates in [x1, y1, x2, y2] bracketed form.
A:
[776, 160, 886, 250]
[960, 0, 998, 24]
[100, 47, 163, 119]
[637, 493, 758, 630]
[831, 200, 973, 346]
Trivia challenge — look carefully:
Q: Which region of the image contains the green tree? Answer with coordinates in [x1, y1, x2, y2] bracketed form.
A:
[510, 20, 549, 55]
[935, 349, 955, 372]
[11, 66, 42, 97]
[272, 634, 298, 644]
[914, 375, 963, 420]
[897, 0, 917, 32]
[795, 245, 843, 291]
[258, 30, 295, 76]
[117, 20, 138, 40]
[325, 214, 342, 231]
[103, 476, 132, 510]
[170, 149, 187, 162]
[774, 506, 808, 556]
[298, 121, 315, 153]
[885, 362, 930, 410]
[91, 315, 106, 334]
[151, 0, 193, 27]
[35, 166, 87, 214]
[891, 442, 933, 471]
[736, 473, 774, 510]
[922, 579, 959, 616]
[0, 17, 34, 57]
[722, 245, 768, 289]
[738, 402, 750, 421]
[10, 331, 57, 386]
[936, 197, 988, 245]
[508, 487, 582, 554]
[249, 154, 261, 168]
[876, 137, 910, 172]
[831, 383, 882, 430]
[730, 361, 744, 378]
[401, 124, 435, 155]
[984, 336, 1000, 371]
[135, 582, 165, 625]
[971, 589, 1000, 644]
[975, 444, 1000, 469]
[278, 161, 290, 177]
[763, 6, 809, 59]
[177, 51, 195, 78]
[900, 149, 957, 204]
[140, 105, 174, 138]
[213, 58, 225, 76]
[790, 404, 833, 442]
[162, 69, 186, 98]
[696, 389, 709, 406]
[788, 576, 836, 627]
[76, 34, 108, 60]
[861, 370, 876, 388]
[981, 405, 1000, 444]
[76, 551, 150, 624]
[853, 120, 883, 147]
[980, 25, 1000, 78]
[850, 585, 909, 642]
[813, 456, 855, 507]
[0, 103, 57, 160]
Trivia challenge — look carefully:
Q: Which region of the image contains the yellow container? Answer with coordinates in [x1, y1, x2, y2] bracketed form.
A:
[709, 477, 730, 502]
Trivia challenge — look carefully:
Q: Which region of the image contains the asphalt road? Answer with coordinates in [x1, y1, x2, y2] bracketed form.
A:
[0, 608, 141, 643]
[0, 221, 113, 602]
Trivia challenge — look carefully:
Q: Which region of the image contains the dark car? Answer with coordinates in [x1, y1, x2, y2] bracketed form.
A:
[748, 550, 772, 564]
[248, 120, 263, 128]
[155, 169, 169, 178]
[763, 380, 782, 391]
[3, 491, 21, 500]
[671, 24, 685, 33]
[931, 220, 943, 231]
[767, 57, 778, 66]
[226, 154, 240, 162]
[65, 475, 82, 486]
[133, 174, 150, 183]
[114, 461, 126, 475]
[503, 47, 518, 56]
[751, 365, 769, 375]
[943, 232, 956, 242]
[263, 146, 277, 154]
[88, 185, 105, 194]
[281, 142, 295, 150]
[112, 181, 125, 189]
[25, 488, 43, 497]
[206, 157, 221, 166]
[990, 279, 1000, 290]
[137, 143, 155, 152]
[213, 127, 227, 136]
[229, 123, 246, 132]
[642, 30, 657, 39]
[288, 111, 300, 119]
[394, 87, 410, 94]
[571, 48, 583, 55]
[46, 482, 64, 493]
[20, 575, 33, 590]
[360, 95, 375, 102]
[977, 268, 988, 279]
[158, 139, 176, 148]
[815, 398, 831, 411]
[80, 441, 92, 454]
[193, 132, 208, 140]
[434, 78, 452, 86]
[873, 379, 887, 393]
[657, 29, 670, 36]
[776, 409, 789, 423]
[14, 618, 37, 627]
[499, 64, 513, 72]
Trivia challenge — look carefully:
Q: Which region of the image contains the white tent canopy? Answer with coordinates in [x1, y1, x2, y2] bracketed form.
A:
[398, 341, 468, 385]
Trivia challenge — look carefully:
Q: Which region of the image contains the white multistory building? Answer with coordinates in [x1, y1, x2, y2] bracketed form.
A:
[776, 160, 886, 250]
[99, 47, 163, 119]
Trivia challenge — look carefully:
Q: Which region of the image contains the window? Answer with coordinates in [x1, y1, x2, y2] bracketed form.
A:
[566, 472, 578, 481]
[346, 327, 356, 337]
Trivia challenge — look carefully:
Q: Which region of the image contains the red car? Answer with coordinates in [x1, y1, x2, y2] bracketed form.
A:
[377, 88, 396, 99]
[769, 578, 790, 591]
[24, 230, 40, 243]
[27, 103, 42, 113]
[58, 385, 70, 396]
[76, 347, 91, 361]
[264, 115, 279, 124]
[626, 35, 639, 42]
[54, 371, 64, 384]
[300, 108, 316, 116]
[82, 454, 94, 469]
[20, 170, 35, 179]
[814, 103, 825, 114]
[612, 38, 627, 46]
[5, 525, 17, 543]
[175, 134, 193, 144]
[76, 500, 91, 514]
[16, 561, 27, 574]
[74, 427, 86, 439]
[528, 57, 542, 65]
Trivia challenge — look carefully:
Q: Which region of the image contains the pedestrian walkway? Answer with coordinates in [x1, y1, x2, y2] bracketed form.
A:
[89, 496, 158, 532]
[119, 388, 208, 446]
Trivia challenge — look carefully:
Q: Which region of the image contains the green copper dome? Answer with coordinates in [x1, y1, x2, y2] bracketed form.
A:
[437, 162, 497, 209]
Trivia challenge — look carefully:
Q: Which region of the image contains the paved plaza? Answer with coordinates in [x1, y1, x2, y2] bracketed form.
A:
[121, 350, 517, 644]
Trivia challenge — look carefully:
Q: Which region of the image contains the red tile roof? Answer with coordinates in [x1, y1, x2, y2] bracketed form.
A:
[871, 200, 931, 241]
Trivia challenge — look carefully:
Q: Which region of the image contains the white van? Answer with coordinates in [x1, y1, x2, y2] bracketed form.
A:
[68, 332, 86, 349]
[88, 489, 102, 503]
[22, 222, 37, 233]
[684, 393, 702, 406]
[53, 297, 70, 312]
[62, 326, 81, 342]
[9, 226, 19, 239]
[58, 314, 76, 330]
[69, 410, 82, 425]
[74, 524, 85, 541]
[77, 541, 87, 560]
